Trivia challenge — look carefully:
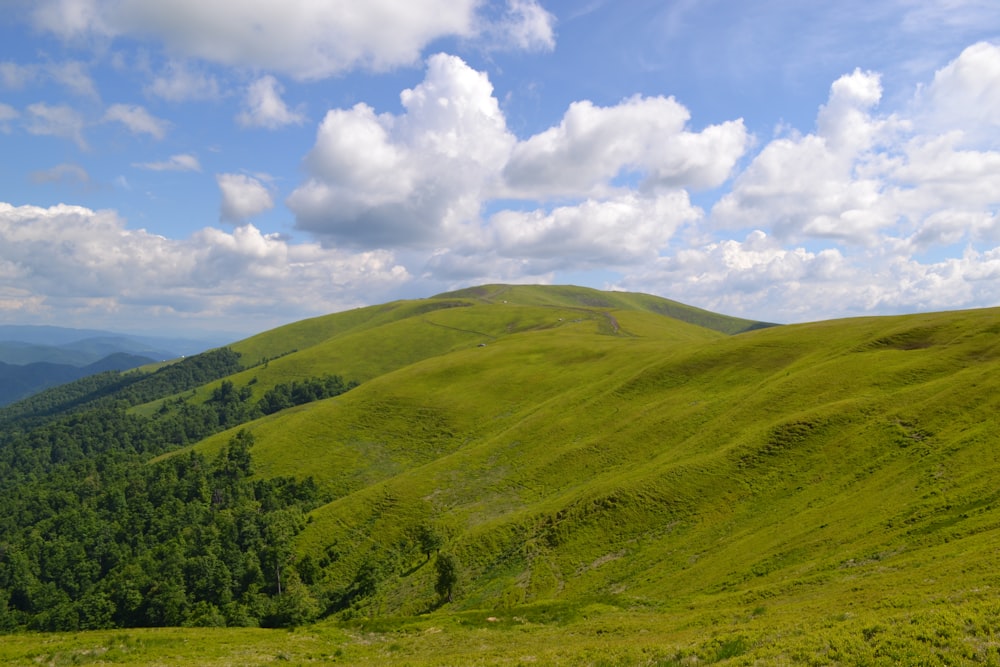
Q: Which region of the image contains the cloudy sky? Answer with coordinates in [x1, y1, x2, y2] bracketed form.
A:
[1, 0, 999, 336]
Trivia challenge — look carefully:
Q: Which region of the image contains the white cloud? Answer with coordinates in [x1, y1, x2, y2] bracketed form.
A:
[484, 0, 556, 52]
[104, 103, 168, 139]
[711, 69, 898, 246]
[146, 61, 221, 101]
[0, 201, 409, 329]
[0, 61, 34, 88]
[616, 230, 852, 321]
[288, 54, 748, 253]
[420, 247, 555, 286]
[815, 68, 885, 153]
[30, 0, 558, 80]
[46, 60, 99, 98]
[24, 102, 87, 149]
[133, 154, 201, 172]
[611, 230, 1000, 324]
[503, 95, 749, 199]
[713, 44, 1000, 256]
[916, 41, 1000, 145]
[0, 103, 17, 132]
[30, 0, 108, 40]
[625, 41, 1000, 322]
[490, 191, 700, 269]
[288, 53, 514, 248]
[217, 173, 274, 222]
[31, 0, 486, 79]
[236, 75, 306, 129]
[30, 163, 91, 187]
[0, 60, 98, 97]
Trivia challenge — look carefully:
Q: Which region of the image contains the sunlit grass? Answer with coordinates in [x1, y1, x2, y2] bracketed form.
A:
[22, 288, 1000, 664]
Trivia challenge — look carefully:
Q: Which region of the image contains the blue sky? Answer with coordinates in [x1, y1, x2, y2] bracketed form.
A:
[1, 0, 999, 336]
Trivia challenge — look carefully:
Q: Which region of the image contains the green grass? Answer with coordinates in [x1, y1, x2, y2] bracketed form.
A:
[14, 287, 1000, 664]
[6, 594, 1000, 665]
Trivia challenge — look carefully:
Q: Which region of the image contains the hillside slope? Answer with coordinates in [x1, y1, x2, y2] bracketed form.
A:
[168, 289, 1000, 661]
[6, 286, 1000, 662]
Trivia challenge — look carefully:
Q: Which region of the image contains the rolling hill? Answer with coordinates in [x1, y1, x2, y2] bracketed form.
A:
[3, 284, 1000, 664]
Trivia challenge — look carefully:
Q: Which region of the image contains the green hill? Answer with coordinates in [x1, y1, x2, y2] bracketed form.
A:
[4, 286, 1000, 664]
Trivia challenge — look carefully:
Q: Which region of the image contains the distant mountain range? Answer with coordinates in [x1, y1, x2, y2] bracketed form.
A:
[0, 325, 228, 406]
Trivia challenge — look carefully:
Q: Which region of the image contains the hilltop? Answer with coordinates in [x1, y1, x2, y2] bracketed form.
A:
[2, 285, 1000, 664]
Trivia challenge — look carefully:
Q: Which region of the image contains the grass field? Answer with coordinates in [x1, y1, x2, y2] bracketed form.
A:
[5, 593, 999, 665]
[11, 286, 1000, 664]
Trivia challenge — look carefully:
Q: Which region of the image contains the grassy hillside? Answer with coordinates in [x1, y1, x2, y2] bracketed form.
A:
[8, 287, 1000, 663]
[164, 284, 735, 412]
[436, 283, 774, 334]
[148, 291, 999, 662]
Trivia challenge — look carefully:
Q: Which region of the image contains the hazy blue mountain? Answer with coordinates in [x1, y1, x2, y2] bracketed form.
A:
[0, 353, 157, 406]
[0, 325, 229, 366]
[0, 325, 231, 406]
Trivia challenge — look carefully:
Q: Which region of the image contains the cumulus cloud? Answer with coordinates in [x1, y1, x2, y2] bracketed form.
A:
[612, 230, 1000, 323]
[713, 43, 1000, 258]
[413, 192, 701, 286]
[503, 95, 749, 199]
[24, 102, 87, 149]
[490, 191, 700, 269]
[0, 201, 409, 329]
[104, 103, 168, 139]
[916, 41, 1000, 145]
[711, 69, 897, 246]
[603, 41, 1000, 322]
[236, 75, 306, 129]
[133, 154, 201, 171]
[288, 54, 748, 253]
[217, 173, 274, 222]
[288, 53, 514, 248]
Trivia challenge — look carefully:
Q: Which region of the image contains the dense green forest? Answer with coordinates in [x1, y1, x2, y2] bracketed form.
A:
[0, 347, 357, 631]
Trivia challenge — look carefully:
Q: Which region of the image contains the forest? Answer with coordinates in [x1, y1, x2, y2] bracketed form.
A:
[0, 348, 356, 631]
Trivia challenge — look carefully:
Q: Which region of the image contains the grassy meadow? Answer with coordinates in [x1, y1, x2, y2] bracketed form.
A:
[8, 285, 1000, 664]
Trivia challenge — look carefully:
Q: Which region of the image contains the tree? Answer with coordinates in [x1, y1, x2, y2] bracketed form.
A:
[262, 508, 303, 595]
[217, 429, 254, 482]
[434, 553, 458, 603]
[415, 523, 442, 562]
[266, 570, 319, 628]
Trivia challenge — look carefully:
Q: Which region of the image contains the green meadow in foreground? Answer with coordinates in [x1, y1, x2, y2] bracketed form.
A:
[5, 284, 1000, 664]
